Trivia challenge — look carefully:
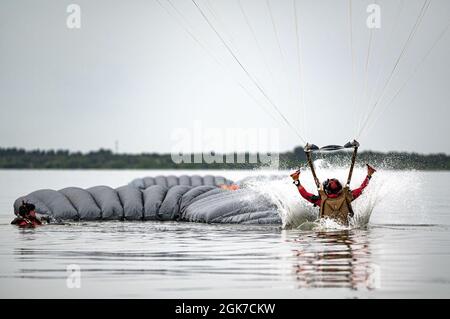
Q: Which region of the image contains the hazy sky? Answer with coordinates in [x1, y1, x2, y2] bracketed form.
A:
[1, 0, 449, 154]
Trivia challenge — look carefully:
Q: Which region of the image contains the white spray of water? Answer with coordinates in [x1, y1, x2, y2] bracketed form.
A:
[243, 161, 423, 230]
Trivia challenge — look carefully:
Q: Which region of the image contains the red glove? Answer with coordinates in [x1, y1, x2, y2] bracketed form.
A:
[290, 169, 301, 181]
[366, 164, 376, 177]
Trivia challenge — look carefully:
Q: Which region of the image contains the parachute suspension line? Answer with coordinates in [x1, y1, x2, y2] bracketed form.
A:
[293, 0, 307, 141]
[362, 0, 405, 133]
[199, 0, 301, 132]
[356, 0, 378, 137]
[348, 0, 357, 138]
[361, 16, 450, 140]
[202, 0, 274, 92]
[358, 0, 431, 139]
[201, 0, 250, 67]
[190, 0, 307, 144]
[202, 0, 239, 51]
[196, 0, 281, 107]
[202, 0, 284, 112]
[158, 0, 281, 125]
[203, 0, 220, 21]
[157, 0, 219, 65]
[236, 0, 279, 96]
[265, 0, 298, 127]
[265, 0, 287, 74]
[266, 0, 284, 61]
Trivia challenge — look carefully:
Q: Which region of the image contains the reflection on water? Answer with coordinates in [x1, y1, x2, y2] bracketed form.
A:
[1, 221, 450, 298]
[6, 223, 378, 292]
[289, 231, 379, 290]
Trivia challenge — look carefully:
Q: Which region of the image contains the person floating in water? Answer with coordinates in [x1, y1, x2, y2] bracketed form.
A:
[290, 164, 376, 225]
[11, 201, 49, 228]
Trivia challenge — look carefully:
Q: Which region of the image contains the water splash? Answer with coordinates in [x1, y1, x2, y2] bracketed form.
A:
[243, 161, 423, 230]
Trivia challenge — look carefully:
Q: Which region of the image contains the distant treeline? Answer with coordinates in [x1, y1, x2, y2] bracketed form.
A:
[0, 147, 449, 170]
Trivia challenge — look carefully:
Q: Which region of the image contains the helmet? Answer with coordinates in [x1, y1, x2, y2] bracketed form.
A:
[322, 178, 342, 195]
[18, 205, 28, 217]
[18, 201, 36, 217]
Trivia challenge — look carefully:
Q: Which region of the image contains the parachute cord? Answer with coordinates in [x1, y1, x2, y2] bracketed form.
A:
[202, 0, 282, 109]
[236, 0, 279, 98]
[202, 0, 240, 54]
[203, 0, 220, 21]
[158, 0, 281, 125]
[293, 0, 307, 141]
[356, 0, 377, 138]
[191, 0, 307, 144]
[361, 16, 450, 140]
[197, 0, 292, 123]
[265, 0, 299, 131]
[348, 0, 357, 139]
[362, 0, 405, 135]
[266, 0, 286, 70]
[158, 0, 218, 64]
[358, 0, 431, 139]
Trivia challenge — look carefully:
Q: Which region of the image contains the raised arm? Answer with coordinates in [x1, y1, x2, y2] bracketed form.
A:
[351, 164, 376, 200]
[290, 170, 321, 206]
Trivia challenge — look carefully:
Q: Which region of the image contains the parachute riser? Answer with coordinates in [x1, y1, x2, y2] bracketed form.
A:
[346, 146, 359, 187]
[305, 149, 321, 191]
[304, 140, 359, 191]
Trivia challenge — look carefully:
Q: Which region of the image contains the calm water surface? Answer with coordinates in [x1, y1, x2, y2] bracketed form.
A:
[0, 170, 449, 298]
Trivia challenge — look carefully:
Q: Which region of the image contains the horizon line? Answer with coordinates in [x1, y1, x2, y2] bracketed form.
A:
[1, 146, 449, 157]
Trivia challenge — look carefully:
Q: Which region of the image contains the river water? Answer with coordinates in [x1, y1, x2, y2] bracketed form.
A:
[0, 169, 449, 298]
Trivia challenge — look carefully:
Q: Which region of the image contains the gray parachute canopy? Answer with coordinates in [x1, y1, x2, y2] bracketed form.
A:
[13, 175, 281, 225]
[128, 174, 234, 189]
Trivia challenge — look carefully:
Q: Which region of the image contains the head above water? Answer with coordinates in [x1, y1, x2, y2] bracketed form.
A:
[323, 178, 343, 195]
[17, 201, 36, 217]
